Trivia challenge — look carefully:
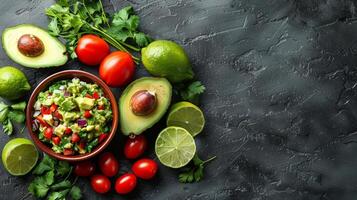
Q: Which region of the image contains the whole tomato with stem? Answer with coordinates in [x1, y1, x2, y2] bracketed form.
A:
[99, 51, 135, 87]
[91, 174, 111, 194]
[98, 152, 119, 177]
[115, 173, 137, 194]
[75, 34, 110, 66]
[74, 160, 96, 177]
[124, 134, 147, 159]
[132, 158, 158, 180]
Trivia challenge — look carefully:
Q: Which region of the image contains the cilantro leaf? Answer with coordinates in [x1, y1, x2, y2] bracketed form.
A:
[134, 32, 150, 47]
[8, 110, 25, 123]
[2, 119, 13, 135]
[10, 101, 26, 111]
[32, 155, 55, 175]
[50, 180, 72, 191]
[180, 81, 206, 103]
[0, 102, 9, 123]
[70, 186, 82, 200]
[48, 189, 70, 200]
[28, 176, 50, 198]
[45, 170, 55, 185]
[56, 161, 72, 177]
[178, 154, 216, 183]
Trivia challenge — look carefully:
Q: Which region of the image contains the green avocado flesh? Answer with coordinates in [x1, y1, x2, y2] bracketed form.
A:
[2, 24, 68, 68]
[120, 77, 172, 135]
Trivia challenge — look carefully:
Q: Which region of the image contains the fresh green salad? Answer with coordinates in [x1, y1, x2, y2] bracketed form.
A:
[32, 78, 112, 156]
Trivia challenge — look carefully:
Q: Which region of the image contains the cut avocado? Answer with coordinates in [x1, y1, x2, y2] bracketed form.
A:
[2, 24, 67, 68]
[119, 77, 172, 135]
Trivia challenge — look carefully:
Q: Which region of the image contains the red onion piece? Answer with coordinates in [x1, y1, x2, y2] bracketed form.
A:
[77, 119, 87, 127]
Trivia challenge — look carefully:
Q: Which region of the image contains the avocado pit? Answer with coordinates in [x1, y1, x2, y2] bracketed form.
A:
[130, 90, 157, 116]
[17, 34, 44, 57]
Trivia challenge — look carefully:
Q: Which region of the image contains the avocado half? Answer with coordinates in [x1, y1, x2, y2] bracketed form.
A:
[119, 77, 172, 135]
[2, 24, 68, 68]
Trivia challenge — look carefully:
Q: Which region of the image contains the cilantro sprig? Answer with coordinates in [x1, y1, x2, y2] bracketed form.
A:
[0, 101, 26, 135]
[46, 0, 151, 61]
[178, 154, 216, 183]
[180, 81, 206, 104]
[28, 155, 82, 200]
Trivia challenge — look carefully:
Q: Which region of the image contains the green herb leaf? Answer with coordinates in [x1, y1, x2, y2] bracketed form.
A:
[178, 154, 216, 183]
[48, 189, 70, 200]
[56, 161, 71, 177]
[8, 110, 25, 123]
[2, 119, 13, 135]
[134, 32, 151, 47]
[28, 176, 50, 198]
[51, 180, 72, 191]
[45, 170, 55, 185]
[32, 155, 55, 175]
[10, 101, 26, 111]
[70, 186, 82, 200]
[180, 81, 206, 103]
[0, 102, 9, 123]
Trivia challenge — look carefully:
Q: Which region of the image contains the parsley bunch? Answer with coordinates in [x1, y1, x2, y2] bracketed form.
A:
[0, 101, 26, 135]
[46, 0, 151, 61]
[28, 155, 82, 200]
[178, 154, 216, 183]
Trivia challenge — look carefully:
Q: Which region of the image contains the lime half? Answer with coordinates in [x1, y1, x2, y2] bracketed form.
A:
[167, 101, 205, 137]
[155, 126, 196, 168]
[2, 138, 38, 176]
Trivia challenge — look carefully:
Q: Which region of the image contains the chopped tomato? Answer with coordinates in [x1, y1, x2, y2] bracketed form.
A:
[63, 149, 74, 156]
[52, 137, 61, 145]
[50, 104, 58, 112]
[93, 92, 100, 99]
[85, 94, 93, 98]
[71, 132, 80, 143]
[79, 141, 86, 149]
[65, 127, 72, 135]
[41, 106, 51, 115]
[44, 127, 53, 139]
[98, 105, 105, 110]
[98, 133, 108, 143]
[84, 110, 92, 118]
[36, 115, 49, 127]
[53, 110, 63, 120]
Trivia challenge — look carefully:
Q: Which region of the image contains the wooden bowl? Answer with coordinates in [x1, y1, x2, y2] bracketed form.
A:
[26, 70, 119, 162]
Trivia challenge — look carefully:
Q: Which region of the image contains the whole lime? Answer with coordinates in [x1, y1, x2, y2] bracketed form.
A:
[0, 66, 31, 100]
[141, 40, 194, 83]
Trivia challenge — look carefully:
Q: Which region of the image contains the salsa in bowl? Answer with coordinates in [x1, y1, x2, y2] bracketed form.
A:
[26, 70, 118, 161]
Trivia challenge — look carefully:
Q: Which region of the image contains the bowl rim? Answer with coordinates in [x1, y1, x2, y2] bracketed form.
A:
[26, 70, 119, 162]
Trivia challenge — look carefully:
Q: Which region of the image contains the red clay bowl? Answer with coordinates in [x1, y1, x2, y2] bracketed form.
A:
[26, 70, 119, 162]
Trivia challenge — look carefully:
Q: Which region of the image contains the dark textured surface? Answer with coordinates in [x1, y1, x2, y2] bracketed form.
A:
[1, 0, 357, 199]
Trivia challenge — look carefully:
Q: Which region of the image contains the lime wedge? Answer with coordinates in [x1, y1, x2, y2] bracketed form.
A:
[2, 138, 38, 176]
[167, 101, 205, 137]
[155, 126, 196, 168]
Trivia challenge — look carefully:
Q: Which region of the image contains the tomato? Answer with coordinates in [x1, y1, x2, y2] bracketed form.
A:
[50, 104, 58, 112]
[99, 51, 135, 87]
[41, 106, 51, 115]
[98, 105, 105, 110]
[74, 161, 96, 177]
[93, 92, 100, 99]
[64, 127, 72, 135]
[71, 132, 80, 143]
[91, 174, 111, 194]
[85, 94, 93, 98]
[124, 135, 147, 159]
[98, 152, 119, 177]
[63, 149, 74, 156]
[52, 136, 61, 145]
[36, 115, 49, 127]
[75, 34, 110, 66]
[114, 173, 137, 194]
[98, 133, 108, 143]
[84, 110, 92, 118]
[44, 127, 53, 139]
[132, 158, 158, 180]
[53, 110, 63, 120]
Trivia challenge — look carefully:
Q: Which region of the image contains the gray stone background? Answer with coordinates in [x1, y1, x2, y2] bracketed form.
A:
[1, 0, 357, 199]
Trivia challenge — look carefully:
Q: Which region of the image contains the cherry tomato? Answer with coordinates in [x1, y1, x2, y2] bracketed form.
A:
[74, 161, 96, 177]
[64, 127, 72, 135]
[98, 152, 119, 177]
[50, 104, 58, 112]
[75, 34, 110, 66]
[124, 135, 147, 159]
[91, 174, 111, 194]
[132, 158, 158, 180]
[63, 149, 74, 156]
[115, 173, 137, 194]
[44, 127, 53, 139]
[99, 51, 135, 87]
[93, 92, 100, 99]
[41, 106, 51, 115]
[98, 133, 108, 143]
[84, 110, 92, 118]
[52, 136, 61, 145]
[71, 132, 80, 143]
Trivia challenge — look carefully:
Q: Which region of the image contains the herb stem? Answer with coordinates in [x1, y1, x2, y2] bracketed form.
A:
[98, 0, 110, 27]
[64, 166, 73, 181]
[202, 156, 216, 165]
